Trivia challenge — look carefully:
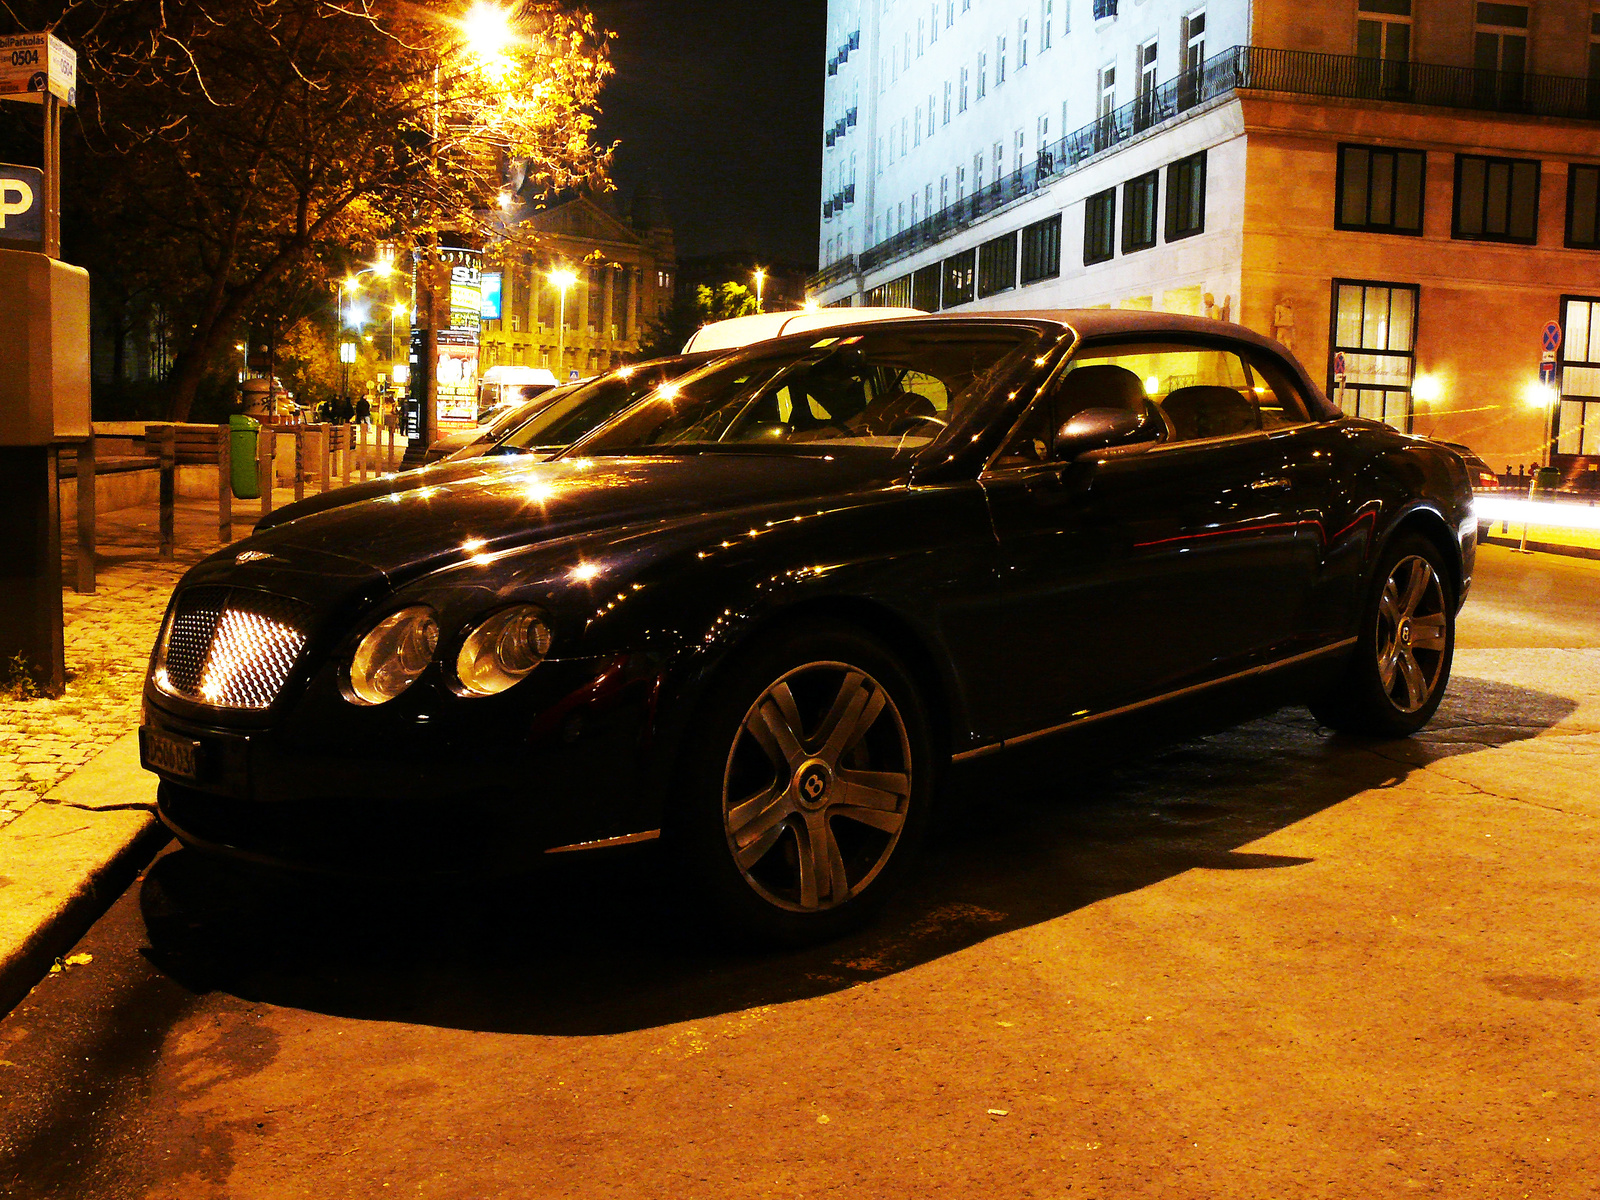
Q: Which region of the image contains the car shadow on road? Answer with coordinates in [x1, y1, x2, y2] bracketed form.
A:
[137, 672, 1575, 1036]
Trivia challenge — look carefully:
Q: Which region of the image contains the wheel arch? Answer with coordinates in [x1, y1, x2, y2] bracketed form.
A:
[1377, 504, 1464, 603]
[650, 593, 960, 789]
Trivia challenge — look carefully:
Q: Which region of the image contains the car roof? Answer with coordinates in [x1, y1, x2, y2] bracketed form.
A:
[682, 307, 925, 352]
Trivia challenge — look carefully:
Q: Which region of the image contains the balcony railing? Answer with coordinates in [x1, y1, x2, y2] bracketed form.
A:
[823, 45, 1600, 284]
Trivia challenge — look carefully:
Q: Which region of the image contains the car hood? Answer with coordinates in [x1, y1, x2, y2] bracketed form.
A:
[247, 452, 905, 581]
[255, 457, 525, 531]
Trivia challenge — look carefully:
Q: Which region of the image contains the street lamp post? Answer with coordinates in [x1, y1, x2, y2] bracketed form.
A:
[753, 268, 766, 313]
[549, 268, 577, 379]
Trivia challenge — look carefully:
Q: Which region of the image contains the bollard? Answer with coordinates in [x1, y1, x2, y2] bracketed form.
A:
[342, 423, 354, 486]
[293, 426, 305, 503]
[152, 424, 176, 559]
[75, 435, 95, 594]
[385, 423, 395, 472]
[217, 428, 232, 544]
[358, 423, 369, 483]
[319, 423, 332, 494]
[258, 428, 276, 519]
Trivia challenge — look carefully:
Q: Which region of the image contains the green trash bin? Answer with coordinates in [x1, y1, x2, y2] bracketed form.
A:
[1529, 466, 1561, 499]
[230, 414, 261, 500]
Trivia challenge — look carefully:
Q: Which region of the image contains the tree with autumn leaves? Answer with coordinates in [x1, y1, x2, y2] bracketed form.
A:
[3, 0, 614, 420]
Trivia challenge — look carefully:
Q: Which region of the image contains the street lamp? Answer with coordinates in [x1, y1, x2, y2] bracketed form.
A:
[753, 268, 766, 313]
[235, 342, 247, 383]
[549, 268, 578, 379]
[388, 303, 409, 364]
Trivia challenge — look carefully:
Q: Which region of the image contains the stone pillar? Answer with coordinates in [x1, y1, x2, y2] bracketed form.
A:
[602, 266, 615, 348]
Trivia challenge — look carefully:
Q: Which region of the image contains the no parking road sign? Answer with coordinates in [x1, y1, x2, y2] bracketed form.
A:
[1541, 320, 1563, 356]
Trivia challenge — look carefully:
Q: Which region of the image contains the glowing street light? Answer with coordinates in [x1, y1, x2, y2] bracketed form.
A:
[549, 267, 578, 378]
[461, 2, 516, 70]
[753, 267, 766, 313]
[1411, 373, 1442, 403]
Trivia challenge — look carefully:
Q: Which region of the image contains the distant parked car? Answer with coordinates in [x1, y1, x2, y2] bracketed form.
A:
[682, 306, 922, 352]
[1434, 440, 1501, 491]
[422, 382, 580, 464]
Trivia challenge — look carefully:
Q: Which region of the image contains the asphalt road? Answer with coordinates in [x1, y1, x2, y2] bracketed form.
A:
[2, 544, 1597, 1199]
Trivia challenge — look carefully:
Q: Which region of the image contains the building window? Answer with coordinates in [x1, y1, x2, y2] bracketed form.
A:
[1165, 150, 1206, 241]
[944, 80, 952, 124]
[959, 66, 969, 112]
[1568, 164, 1600, 248]
[1336, 145, 1425, 234]
[1020, 214, 1062, 284]
[1557, 296, 1600, 454]
[1179, 9, 1206, 108]
[1085, 188, 1116, 265]
[915, 109, 922, 147]
[943, 249, 976, 306]
[928, 93, 936, 138]
[1590, 8, 1600, 90]
[1330, 279, 1418, 432]
[913, 263, 942, 311]
[930, 4, 939, 45]
[1122, 170, 1158, 252]
[1041, 0, 1054, 50]
[1019, 19, 1029, 68]
[1098, 64, 1116, 120]
[1357, 0, 1411, 65]
[997, 36, 1007, 85]
[978, 52, 987, 99]
[1454, 153, 1539, 243]
[977, 232, 1018, 298]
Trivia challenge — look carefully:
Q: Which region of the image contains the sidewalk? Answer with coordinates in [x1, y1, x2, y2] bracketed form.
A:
[0, 485, 299, 1014]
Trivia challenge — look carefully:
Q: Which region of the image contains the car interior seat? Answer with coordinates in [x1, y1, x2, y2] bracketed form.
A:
[1160, 385, 1261, 441]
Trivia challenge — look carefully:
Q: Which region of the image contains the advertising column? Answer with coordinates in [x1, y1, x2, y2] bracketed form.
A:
[434, 247, 482, 436]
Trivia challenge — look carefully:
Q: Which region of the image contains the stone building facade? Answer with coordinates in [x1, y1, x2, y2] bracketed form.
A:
[813, 0, 1600, 476]
[480, 187, 675, 381]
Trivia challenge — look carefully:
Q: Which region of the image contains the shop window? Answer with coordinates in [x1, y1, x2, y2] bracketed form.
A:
[977, 232, 1018, 298]
[1165, 151, 1206, 241]
[1557, 296, 1600, 454]
[1329, 279, 1418, 432]
[1453, 154, 1539, 243]
[1084, 188, 1116, 265]
[1337, 145, 1425, 234]
[1020, 214, 1062, 284]
[943, 249, 976, 306]
[1122, 171, 1158, 252]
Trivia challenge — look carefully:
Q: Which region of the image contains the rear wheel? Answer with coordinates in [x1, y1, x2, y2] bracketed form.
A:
[674, 626, 933, 944]
[1311, 533, 1455, 736]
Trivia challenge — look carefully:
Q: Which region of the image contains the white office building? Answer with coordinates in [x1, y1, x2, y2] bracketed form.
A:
[812, 0, 1600, 476]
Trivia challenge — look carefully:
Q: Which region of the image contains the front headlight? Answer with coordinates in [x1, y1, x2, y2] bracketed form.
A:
[347, 606, 439, 705]
[455, 604, 552, 696]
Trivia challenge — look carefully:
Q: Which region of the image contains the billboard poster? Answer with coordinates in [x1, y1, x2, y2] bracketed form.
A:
[435, 342, 479, 432]
[480, 271, 503, 321]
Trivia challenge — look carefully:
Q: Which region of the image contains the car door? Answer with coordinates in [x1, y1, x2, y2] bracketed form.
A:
[965, 339, 1325, 741]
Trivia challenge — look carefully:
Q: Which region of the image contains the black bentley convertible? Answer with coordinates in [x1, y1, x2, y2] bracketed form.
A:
[140, 311, 1475, 941]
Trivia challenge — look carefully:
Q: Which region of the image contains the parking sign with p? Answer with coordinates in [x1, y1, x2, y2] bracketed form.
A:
[0, 163, 43, 249]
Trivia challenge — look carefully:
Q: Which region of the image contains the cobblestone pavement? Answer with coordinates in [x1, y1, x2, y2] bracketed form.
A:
[0, 497, 239, 829]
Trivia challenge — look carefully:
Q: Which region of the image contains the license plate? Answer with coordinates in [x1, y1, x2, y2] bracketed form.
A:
[142, 727, 200, 781]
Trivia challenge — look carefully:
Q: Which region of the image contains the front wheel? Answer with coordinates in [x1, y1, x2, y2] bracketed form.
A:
[673, 626, 933, 945]
[1311, 533, 1455, 736]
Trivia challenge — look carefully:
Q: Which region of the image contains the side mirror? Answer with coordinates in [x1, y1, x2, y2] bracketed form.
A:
[1053, 407, 1149, 460]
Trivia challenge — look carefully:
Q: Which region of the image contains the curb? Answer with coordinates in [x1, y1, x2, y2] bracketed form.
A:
[0, 731, 171, 1018]
[1480, 534, 1600, 562]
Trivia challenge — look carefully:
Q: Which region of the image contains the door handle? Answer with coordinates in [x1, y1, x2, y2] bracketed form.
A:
[1249, 477, 1292, 491]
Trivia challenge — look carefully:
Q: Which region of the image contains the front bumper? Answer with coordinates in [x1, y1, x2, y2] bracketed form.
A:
[140, 653, 669, 876]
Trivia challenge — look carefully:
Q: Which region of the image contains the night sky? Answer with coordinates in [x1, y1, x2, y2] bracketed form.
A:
[584, 0, 827, 268]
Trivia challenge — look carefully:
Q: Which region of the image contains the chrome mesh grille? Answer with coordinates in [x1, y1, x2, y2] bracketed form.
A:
[156, 587, 311, 710]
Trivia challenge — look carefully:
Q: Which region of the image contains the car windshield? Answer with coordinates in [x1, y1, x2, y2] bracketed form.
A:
[568, 327, 1040, 457]
[489, 361, 702, 455]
